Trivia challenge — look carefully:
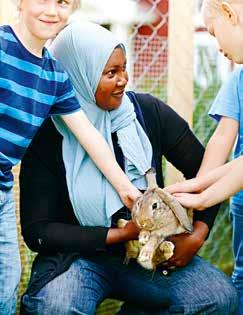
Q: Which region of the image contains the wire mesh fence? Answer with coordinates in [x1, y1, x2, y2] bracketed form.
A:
[128, 0, 168, 99]
[2, 0, 234, 313]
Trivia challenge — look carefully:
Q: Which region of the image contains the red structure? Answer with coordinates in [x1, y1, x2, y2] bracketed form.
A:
[138, 0, 168, 36]
[132, 0, 169, 92]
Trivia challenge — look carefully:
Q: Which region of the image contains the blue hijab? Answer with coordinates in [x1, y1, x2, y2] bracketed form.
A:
[50, 22, 152, 227]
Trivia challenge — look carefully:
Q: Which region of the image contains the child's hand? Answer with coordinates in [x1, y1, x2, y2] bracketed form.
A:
[119, 186, 142, 210]
[173, 192, 205, 210]
[164, 178, 202, 195]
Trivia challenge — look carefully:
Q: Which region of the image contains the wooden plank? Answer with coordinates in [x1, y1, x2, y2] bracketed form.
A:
[166, 0, 195, 185]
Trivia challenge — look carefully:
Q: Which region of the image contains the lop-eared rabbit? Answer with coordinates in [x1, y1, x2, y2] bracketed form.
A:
[118, 168, 193, 271]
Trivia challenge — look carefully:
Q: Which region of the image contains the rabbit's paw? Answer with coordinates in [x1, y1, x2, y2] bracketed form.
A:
[125, 240, 140, 259]
[137, 246, 155, 270]
[138, 230, 150, 245]
[159, 241, 174, 261]
[117, 218, 129, 228]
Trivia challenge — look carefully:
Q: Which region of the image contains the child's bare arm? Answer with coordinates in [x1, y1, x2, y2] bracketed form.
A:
[197, 117, 238, 177]
[170, 157, 243, 210]
[61, 111, 141, 209]
[165, 156, 241, 195]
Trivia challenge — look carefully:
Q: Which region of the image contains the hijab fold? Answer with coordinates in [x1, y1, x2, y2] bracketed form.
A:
[50, 22, 152, 227]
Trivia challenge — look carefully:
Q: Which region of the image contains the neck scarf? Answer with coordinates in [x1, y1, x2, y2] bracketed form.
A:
[50, 22, 152, 227]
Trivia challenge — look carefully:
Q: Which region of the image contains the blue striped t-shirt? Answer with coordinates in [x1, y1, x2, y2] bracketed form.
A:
[0, 25, 81, 190]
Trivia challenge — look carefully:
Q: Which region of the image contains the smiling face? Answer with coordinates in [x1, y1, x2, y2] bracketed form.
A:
[202, 0, 243, 63]
[18, 0, 74, 43]
[95, 47, 128, 111]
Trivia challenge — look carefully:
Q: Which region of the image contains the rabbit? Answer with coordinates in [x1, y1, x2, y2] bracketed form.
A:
[117, 168, 193, 271]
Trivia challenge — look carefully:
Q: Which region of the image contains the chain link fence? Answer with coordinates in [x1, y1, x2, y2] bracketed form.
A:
[128, 0, 168, 99]
[0, 0, 234, 313]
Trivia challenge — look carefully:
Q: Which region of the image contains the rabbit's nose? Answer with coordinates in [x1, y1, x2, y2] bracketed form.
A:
[139, 219, 154, 229]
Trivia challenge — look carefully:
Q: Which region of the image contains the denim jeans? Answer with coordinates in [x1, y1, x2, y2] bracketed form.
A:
[22, 254, 238, 315]
[231, 203, 243, 315]
[0, 189, 21, 315]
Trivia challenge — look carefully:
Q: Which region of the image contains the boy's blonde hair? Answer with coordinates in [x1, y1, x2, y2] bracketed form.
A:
[11, 0, 81, 12]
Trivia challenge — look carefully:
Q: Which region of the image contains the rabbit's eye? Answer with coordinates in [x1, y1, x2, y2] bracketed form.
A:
[152, 202, 158, 210]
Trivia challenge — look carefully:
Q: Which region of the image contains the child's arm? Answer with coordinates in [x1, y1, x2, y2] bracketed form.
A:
[165, 156, 241, 194]
[165, 117, 238, 199]
[182, 116, 239, 209]
[167, 157, 243, 210]
[197, 68, 241, 177]
[61, 111, 141, 209]
[197, 117, 238, 176]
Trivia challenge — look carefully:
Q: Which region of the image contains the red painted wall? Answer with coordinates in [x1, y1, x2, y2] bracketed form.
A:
[138, 0, 168, 36]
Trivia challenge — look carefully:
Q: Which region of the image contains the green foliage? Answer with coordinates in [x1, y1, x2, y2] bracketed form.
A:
[193, 47, 221, 145]
[193, 47, 233, 274]
[199, 202, 234, 275]
[96, 300, 121, 315]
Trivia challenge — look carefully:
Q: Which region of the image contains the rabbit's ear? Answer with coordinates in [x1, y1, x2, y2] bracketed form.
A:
[157, 189, 193, 233]
[145, 167, 158, 190]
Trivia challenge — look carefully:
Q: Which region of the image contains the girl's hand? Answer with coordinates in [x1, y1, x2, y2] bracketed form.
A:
[164, 178, 202, 195]
[173, 192, 206, 210]
[119, 186, 142, 210]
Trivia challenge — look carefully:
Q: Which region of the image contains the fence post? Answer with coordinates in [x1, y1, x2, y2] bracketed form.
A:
[166, 0, 195, 185]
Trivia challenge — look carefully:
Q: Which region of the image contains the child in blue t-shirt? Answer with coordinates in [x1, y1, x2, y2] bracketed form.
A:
[0, 1, 141, 313]
[166, 0, 243, 313]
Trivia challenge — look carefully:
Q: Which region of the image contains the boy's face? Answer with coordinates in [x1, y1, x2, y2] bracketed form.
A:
[19, 0, 74, 43]
[203, 2, 243, 64]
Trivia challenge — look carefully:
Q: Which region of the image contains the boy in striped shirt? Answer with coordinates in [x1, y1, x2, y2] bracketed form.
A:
[0, 1, 140, 313]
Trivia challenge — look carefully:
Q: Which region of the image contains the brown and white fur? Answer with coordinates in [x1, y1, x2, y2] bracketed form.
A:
[118, 168, 193, 270]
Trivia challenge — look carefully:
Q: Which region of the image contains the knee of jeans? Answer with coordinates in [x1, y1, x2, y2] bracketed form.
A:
[1, 262, 21, 304]
[22, 293, 72, 315]
[22, 292, 98, 315]
[213, 286, 239, 315]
